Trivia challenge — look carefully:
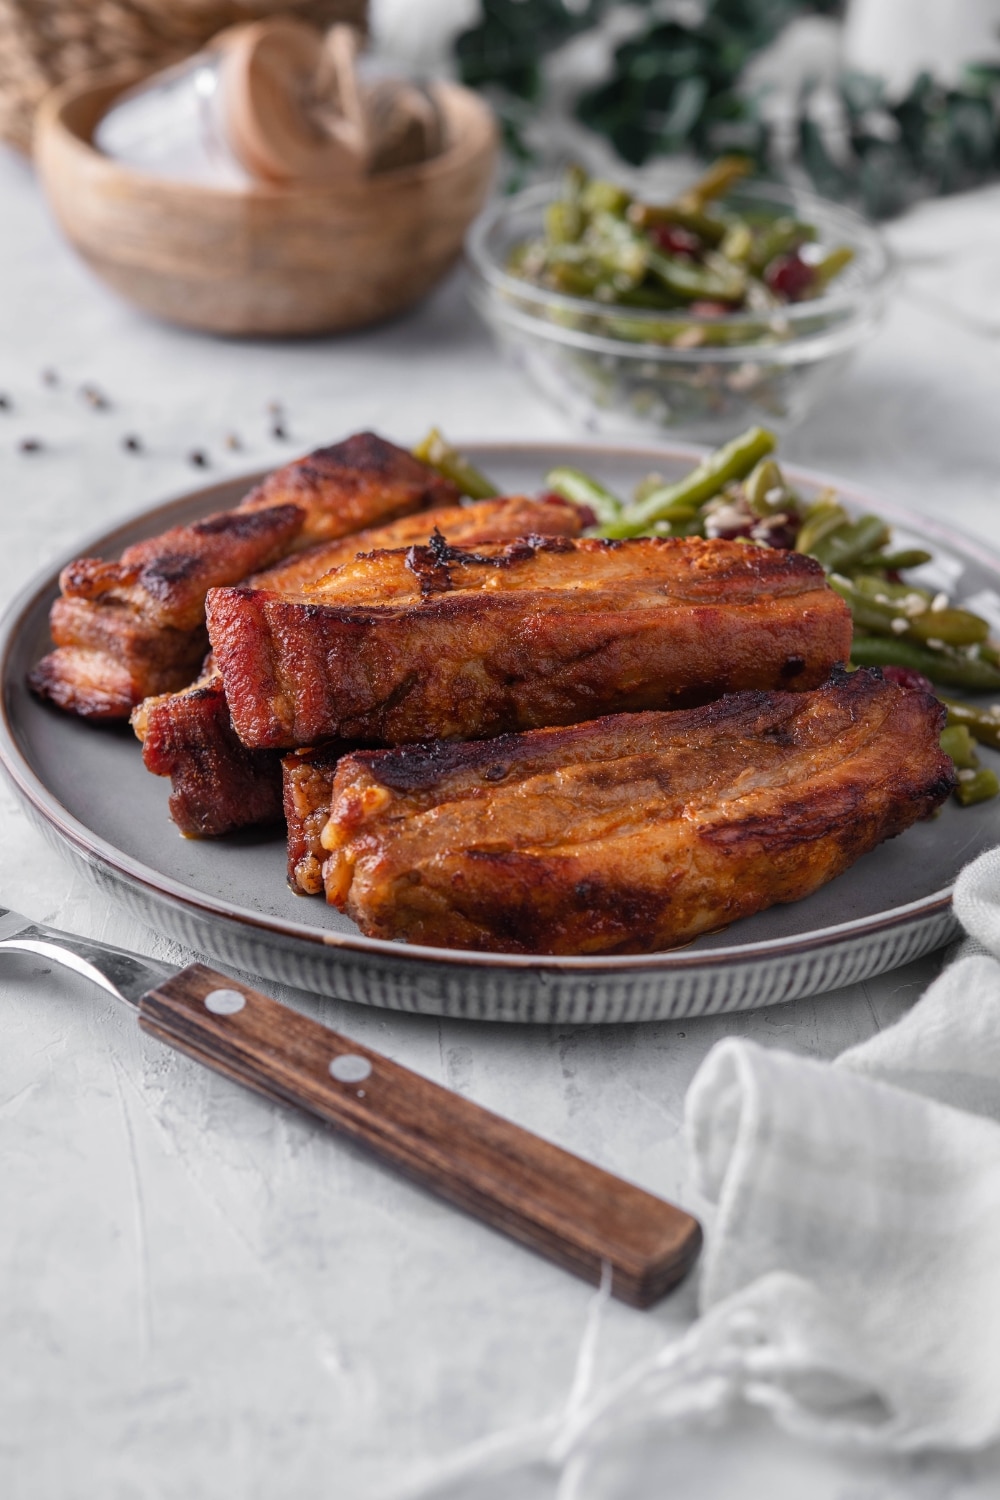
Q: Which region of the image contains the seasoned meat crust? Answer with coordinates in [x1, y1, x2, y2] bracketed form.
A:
[319, 669, 955, 955]
[207, 535, 853, 750]
[29, 431, 452, 719]
[133, 496, 583, 837]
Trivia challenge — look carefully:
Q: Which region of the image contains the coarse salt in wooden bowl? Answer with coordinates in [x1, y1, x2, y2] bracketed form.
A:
[33, 71, 498, 337]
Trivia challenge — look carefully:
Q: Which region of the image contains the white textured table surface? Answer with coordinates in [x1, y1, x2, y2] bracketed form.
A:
[3, 145, 1000, 1498]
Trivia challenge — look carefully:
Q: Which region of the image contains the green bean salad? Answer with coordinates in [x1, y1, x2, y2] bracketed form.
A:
[416, 425, 1000, 810]
[506, 157, 855, 344]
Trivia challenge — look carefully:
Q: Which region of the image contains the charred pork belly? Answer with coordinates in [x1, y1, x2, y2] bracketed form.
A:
[133, 496, 583, 837]
[207, 535, 852, 751]
[29, 432, 454, 720]
[319, 669, 955, 955]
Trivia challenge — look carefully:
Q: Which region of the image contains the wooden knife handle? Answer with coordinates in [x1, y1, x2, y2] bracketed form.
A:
[139, 963, 701, 1308]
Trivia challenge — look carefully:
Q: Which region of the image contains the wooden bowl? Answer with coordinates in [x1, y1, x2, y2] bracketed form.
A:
[34, 72, 498, 336]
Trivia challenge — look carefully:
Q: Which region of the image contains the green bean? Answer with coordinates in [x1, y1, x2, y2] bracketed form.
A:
[940, 724, 979, 769]
[580, 179, 631, 217]
[810, 515, 891, 572]
[583, 217, 650, 289]
[720, 221, 753, 264]
[626, 201, 727, 246]
[744, 458, 792, 517]
[830, 577, 987, 648]
[813, 245, 855, 290]
[955, 768, 1000, 806]
[829, 576, 902, 634]
[543, 467, 623, 526]
[849, 634, 1000, 691]
[647, 248, 746, 304]
[601, 426, 776, 537]
[855, 548, 933, 572]
[749, 217, 817, 276]
[906, 608, 990, 647]
[794, 502, 849, 556]
[543, 257, 605, 297]
[545, 198, 584, 245]
[851, 575, 930, 602]
[682, 154, 752, 208]
[412, 429, 499, 500]
[940, 697, 1000, 751]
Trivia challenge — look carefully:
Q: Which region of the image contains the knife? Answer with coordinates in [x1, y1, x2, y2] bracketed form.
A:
[0, 906, 701, 1307]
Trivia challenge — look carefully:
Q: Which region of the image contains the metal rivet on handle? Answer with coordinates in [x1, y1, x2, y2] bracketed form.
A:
[329, 1054, 371, 1084]
[204, 988, 246, 1015]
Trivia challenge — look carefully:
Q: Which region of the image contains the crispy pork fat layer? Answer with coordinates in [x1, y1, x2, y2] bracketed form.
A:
[29, 432, 455, 719]
[133, 496, 583, 837]
[207, 535, 853, 750]
[319, 669, 955, 955]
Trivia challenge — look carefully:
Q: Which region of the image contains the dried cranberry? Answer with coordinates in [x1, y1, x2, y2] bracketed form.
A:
[881, 665, 935, 694]
[764, 251, 815, 302]
[650, 224, 701, 259]
[751, 516, 798, 550]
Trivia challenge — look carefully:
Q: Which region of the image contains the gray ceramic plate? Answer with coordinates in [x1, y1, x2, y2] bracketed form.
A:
[2, 442, 998, 1023]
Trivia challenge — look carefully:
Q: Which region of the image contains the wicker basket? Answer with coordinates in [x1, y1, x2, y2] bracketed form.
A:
[0, 0, 368, 151]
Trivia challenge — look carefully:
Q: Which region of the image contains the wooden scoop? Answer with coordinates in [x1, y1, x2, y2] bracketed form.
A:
[218, 18, 446, 184]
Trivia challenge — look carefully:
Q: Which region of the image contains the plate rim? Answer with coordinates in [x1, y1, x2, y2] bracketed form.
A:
[2, 437, 992, 977]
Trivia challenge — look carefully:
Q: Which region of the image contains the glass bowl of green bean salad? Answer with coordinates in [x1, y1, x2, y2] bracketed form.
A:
[467, 157, 891, 441]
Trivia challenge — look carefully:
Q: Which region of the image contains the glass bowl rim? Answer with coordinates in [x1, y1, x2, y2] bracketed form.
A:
[467, 177, 893, 338]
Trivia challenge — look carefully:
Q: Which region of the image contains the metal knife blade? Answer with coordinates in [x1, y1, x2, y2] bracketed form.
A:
[0, 905, 174, 1005]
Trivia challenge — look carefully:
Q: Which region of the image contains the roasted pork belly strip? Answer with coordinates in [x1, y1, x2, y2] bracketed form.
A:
[29, 432, 454, 720]
[133, 496, 583, 837]
[319, 669, 955, 955]
[207, 535, 853, 751]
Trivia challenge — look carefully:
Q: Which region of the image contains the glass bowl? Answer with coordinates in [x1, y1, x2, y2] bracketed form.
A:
[467, 176, 892, 442]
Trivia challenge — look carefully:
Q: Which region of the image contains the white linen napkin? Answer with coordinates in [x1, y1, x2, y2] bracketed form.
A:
[398, 846, 1000, 1499]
